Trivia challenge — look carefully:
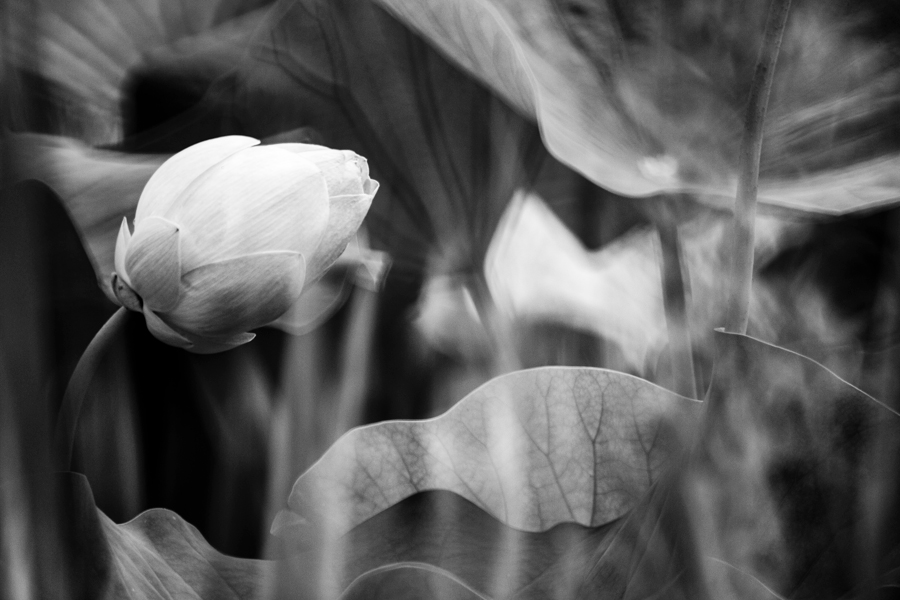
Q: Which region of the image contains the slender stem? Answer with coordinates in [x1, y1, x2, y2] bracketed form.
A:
[53, 307, 129, 471]
[657, 220, 697, 399]
[332, 287, 379, 440]
[468, 272, 520, 375]
[725, 0, 792, 334]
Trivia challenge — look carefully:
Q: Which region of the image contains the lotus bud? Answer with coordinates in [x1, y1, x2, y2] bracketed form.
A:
[112, 135, 379, 353]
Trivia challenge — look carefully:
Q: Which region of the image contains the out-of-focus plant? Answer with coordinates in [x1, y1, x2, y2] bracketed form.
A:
[374, 0, 900, 216]
[5, 0, 900, 598]
[111, 135, 378, 353]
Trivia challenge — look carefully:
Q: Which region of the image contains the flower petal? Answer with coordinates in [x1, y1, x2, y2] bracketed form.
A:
[295, 149, 366, 197]
[125, 216, 182, 312]
[186, 332, 256, 354]
[306, 193, 374, 283]
[143, 306, 193, 349]
[269, 276, 351, 335]
[174, 146, 330, 268]
[114, 217, 132, 287]
[275, 143, 332, 154]
[136, 136, 259, 222]
[166, 251, 306, 338]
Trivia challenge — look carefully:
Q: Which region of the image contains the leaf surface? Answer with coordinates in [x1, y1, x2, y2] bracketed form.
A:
[275, 367, 700, 540]
[61, 471, 268, 599]
[274, 331, 900, 599]
[338, 563, 489, 600]
[375, 0, 900, 215]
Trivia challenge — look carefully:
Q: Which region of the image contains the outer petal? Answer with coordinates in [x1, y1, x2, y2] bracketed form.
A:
[125, 216, 182, 312]
[143, 307, 193, 349]
[275, 143, 332, 154]
[186, 332, 256, 354]
[114, 217, 132, 286]
[305, 192, 375, 283]
[270, 276, 351, 335]
[270, 234, 390, 335]
[174, 146, 330, 268]
[136, 136, 260, 222]
[166, 251, 306, 339]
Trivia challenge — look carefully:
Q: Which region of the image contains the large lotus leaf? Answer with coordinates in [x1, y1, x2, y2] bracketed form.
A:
[374, 0, 900, 215]
[274, 367, 700, 541]
[276, 332, 899, 599]
[59, 471, 267, 599]
[56, 334, 899, 599]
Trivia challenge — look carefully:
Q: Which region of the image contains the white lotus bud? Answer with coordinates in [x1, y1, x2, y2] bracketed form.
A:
[112, 135, 378, 353]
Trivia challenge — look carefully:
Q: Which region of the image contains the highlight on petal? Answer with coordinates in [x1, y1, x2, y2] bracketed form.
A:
[275, 142, 332, 154]
[166, 251, 306, 339]
[174, 146, 330, 266]
[113, 217, 132, 287]
[143, 307, 192, 349]
[124, 216, 182, 313]
[136, 136, 260, 222]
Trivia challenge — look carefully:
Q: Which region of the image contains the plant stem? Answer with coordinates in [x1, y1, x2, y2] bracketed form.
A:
[54, 306, 129, 471]
[657, 220, 697, 399]
[725, 0, 792, 334]
[468, 271, 520, 375]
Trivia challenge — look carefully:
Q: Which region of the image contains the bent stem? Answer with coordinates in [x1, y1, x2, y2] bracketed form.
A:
[725, 0, 792, 334]
[657, 220, 697, 399]
[53, 306, 129, 471]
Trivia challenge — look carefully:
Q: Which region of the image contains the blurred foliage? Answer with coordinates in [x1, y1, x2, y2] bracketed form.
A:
[3, 0, 900, 598]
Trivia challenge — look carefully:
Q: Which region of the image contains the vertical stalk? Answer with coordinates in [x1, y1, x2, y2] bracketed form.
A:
[725, 0, 792, 334]
[657, 220, 697, 399]
[331, 287, 379, 440]
[468, 271, 520, 375]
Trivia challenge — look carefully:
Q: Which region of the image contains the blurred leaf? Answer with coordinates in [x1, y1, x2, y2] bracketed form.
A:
[7, 0, 272, 142]
[59, 471, 269, 599]
[8, 133, 163, 301]
[274, 367, 700, 541]
[374, 0, 900, 215]
[483, 191, 806, 373]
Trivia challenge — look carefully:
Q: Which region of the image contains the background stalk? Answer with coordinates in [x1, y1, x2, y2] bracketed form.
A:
[657, 220, 697, 399]
[725, 0, 792, 334]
